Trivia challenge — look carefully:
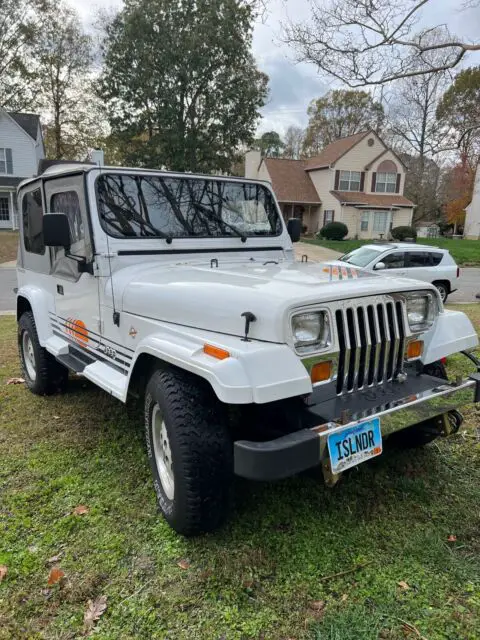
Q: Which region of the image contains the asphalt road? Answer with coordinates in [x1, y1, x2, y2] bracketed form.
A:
[0, 265, 478, 313]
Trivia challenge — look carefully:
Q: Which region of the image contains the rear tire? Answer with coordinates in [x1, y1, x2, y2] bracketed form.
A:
[18, 312, 69, 395]
[144, 367, 232, 536]
[433, 281, 449, 303]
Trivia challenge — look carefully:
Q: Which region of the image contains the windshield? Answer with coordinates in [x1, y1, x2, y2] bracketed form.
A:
[340, 246, 383, 267]
[95, 173, 282, 239]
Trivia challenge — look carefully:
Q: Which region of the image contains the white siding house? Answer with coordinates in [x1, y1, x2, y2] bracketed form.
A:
[464, 162, 480, 239]
[0, 109, 45, 229]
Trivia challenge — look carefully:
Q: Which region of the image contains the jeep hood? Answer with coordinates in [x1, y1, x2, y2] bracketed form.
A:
[110, 260, 432, 343]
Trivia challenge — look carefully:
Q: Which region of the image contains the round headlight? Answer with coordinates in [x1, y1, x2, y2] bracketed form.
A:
[292, 311, 330, 354]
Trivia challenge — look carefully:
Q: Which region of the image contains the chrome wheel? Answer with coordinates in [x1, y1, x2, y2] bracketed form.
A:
[151, 404, 174, 500]
[22, 331, 36, 381]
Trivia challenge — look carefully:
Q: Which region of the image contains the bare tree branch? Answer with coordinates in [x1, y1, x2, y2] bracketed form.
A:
[283, 0, 479, 86]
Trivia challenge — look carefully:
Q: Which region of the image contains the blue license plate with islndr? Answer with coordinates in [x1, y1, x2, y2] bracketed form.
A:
[327, 417, 382, 474]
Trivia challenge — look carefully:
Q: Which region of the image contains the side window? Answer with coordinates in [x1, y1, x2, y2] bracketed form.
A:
[430, 252, 443, 266]
[51, 191, 84, 245]
[23, 188, 45, 255]
[407, 252, 431, 267]
[381, 252, 405, 269]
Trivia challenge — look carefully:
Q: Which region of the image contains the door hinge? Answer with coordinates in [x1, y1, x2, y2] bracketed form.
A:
[113, 311, 120, 327]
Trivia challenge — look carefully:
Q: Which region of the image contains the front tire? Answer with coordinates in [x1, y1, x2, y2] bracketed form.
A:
[18, 312, 68, 395]
[144, 367, 232, 536]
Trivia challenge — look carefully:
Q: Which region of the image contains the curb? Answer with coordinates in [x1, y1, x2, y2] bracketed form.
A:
[0, 310, 15, 316]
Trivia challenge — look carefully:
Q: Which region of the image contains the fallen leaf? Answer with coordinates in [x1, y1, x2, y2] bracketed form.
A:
[0, 566, 7, 582]
[308, 600, 325, 611]
[84, 595, 107, 633]
[47, 567, 65, 586]
[340, 593, 348, 602]
[6, 377, 25, 385]
[177, 559, 190, 570]
[72, 505, 89, 516]
[447, 535, 457, 542]
[46, 554, 62, 566]
[397, 580, 410, 590]
[242, 579, 254, 589]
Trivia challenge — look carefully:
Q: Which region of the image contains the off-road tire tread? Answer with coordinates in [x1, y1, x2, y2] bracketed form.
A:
[145, 367, 232, 536]
[18, 312, 68, 395]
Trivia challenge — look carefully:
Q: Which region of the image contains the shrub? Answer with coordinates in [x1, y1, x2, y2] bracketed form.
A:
[318, 221, 348, 241]
[391, 225, 417, 241]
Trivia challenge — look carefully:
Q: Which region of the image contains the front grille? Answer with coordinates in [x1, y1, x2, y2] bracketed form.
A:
[335, 299, 406, 395]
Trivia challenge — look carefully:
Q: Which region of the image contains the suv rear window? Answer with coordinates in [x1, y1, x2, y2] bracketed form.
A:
[430, 252, 443, 266]
[406, 252, 431, 267]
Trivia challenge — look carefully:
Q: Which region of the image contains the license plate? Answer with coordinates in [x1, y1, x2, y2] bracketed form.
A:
[327, 417, 382, 474]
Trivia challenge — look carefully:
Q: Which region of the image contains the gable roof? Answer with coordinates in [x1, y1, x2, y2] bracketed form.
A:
[364, 147, 407, 171]
[7, 112, 40, 140]
[304, 130, 372, 171]
[263, 158, 321, 203]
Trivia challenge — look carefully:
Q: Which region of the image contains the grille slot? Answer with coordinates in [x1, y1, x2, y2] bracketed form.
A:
[335, 299, 406, 395]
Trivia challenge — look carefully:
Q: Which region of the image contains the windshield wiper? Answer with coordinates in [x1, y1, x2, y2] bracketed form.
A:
[192, 202, 247, 242]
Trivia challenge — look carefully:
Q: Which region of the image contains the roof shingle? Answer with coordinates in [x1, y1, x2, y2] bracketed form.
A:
[7, 112, 40, 140]
[304, 131, 371, 170]
[264, 158, 321, 203]
[331, 191, 414, 208]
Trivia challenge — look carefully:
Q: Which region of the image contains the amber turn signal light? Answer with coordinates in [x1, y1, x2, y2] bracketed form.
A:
[406, 340, 423, 360]
[203, 344, 230, 360]
[311, 360, 333, 383]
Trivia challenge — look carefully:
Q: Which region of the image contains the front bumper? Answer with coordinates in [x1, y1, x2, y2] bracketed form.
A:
[234, 372, 480, 481]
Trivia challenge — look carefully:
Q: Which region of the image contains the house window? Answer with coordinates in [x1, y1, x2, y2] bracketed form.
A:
[0, 148, 12, 174]
[339, 170, 361, 191]
[375, 172, 397, 193]
[373, 211, 389, 234]
[23, 188, 45, 254]
[360, 212, 369, 231]
[323, 209, 334, 225]
[0, 196, 9, 221]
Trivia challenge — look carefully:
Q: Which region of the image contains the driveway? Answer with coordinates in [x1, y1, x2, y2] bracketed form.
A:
[295, 242, 479, 304]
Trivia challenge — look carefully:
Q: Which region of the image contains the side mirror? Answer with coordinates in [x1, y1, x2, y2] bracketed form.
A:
[374, 261, 386, 271]
[287, 217, 302, 243]
[43, 213, 71, 250]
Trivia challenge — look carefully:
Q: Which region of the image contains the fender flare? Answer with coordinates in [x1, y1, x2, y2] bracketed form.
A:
[16, 285, 55, 346]
[127, 329, 312, 405]
[423, 309, 479, 365]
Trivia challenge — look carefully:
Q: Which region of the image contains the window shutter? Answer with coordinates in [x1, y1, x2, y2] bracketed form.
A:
[360, 172, 365, 192]
[395, 173, 401, 193]
[334, 170, 340, 190]
[371, 172, 376, 192]
[5, 149, 13, 174]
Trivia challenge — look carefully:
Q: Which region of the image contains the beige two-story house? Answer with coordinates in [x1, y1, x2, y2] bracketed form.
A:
[245, 130, 415, 239]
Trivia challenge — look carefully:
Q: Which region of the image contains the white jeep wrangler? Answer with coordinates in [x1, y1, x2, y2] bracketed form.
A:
[16, 163, 480, 535]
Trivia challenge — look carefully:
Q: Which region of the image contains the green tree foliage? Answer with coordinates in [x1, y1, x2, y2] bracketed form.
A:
[33, 3, 106, 160]
[436, 66, 480, 160]
[0, 0, 47, 110]
[255, 131, 284, 157]
[99, 0, 268, 173]
[303, 90, 384, 155]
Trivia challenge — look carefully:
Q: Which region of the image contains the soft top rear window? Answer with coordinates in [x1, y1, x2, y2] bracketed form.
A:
[95, 173, 282, 239]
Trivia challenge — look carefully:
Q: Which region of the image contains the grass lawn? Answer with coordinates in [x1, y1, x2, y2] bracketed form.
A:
[303, 237, 480, 266]
[1, 309, 480, 639]
[0, 231, 19, 263]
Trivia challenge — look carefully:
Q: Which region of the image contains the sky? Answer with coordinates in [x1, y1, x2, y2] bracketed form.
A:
[68, 0, 480, 135]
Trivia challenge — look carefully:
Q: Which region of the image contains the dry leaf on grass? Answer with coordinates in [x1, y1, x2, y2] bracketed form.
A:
[308, 600, 325, 611]
[6, 377, 25, 385]
[47, 567, 65, 586]
[46, 554, 62, 566]
[397, 580, 410, 590]
[72, 505, 89, 516]
[447, 534, 457, 542]
[0, 565, 7, 582]
[177, 559, 190, 570]
[84, 595, 107, 633]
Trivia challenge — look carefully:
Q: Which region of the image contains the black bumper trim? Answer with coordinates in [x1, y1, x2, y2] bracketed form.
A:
[234, 429, 320, 481]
